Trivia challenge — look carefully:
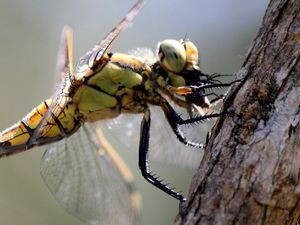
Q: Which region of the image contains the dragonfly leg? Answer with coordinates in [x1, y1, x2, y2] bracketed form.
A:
[138, 108, 186, 202]
[199, 92, 226, 108]
[189, 79, 241, 93]
[160, 100, 225, 148]
[166, 79, 241, 96]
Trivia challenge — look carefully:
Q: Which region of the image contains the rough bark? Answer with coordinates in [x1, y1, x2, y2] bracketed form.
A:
[175, 0, 300, 224]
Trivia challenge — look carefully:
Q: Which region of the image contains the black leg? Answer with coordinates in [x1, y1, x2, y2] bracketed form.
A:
[160, 100, 224, 148]
[138, 108, 186, 202]
[189, 79, 241, 93]
[202, 92, 224, 103]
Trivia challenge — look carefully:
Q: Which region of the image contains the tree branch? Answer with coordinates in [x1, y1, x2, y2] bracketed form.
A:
[175, 0, 300, 224]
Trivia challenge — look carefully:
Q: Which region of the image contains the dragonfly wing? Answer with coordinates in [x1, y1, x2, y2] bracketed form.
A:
[148, 106, 214, 167]
[128, 47, 156, 65]
[40, 124, 138, 225]
[101, 104, 213, 168]
[28, 26, 75, 145]
[75, 0, 144, 77]
[53, 26, 74, 91]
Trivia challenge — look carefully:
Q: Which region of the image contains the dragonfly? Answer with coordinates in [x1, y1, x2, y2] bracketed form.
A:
[0, 0, 238, 224]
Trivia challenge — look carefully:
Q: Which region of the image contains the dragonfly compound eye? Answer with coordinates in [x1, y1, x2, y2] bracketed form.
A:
[183, 41, 199, 70]
[157, 39, 186, 73]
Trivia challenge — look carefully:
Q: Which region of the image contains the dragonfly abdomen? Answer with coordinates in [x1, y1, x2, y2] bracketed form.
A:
[0, 99, 80, 157]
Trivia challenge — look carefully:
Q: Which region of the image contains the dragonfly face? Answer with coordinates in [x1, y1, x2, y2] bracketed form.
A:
[156, 39, 209, 108]
[0, 0, 239, 224]
[158, 39, 188, 73]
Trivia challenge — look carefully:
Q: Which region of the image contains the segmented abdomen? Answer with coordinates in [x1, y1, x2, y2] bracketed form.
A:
[0, 99, 79, 157]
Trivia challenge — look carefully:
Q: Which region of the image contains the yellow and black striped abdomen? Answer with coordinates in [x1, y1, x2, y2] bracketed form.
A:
[0, 99, 79, 157]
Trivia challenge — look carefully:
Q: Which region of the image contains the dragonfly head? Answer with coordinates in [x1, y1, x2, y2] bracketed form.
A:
[157, 39, 232, 112]
[157, 39, 199, 74]
[157, 39, 205, 104]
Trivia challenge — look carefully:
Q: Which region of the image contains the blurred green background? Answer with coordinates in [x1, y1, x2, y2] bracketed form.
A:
[0, 0, 268, 225]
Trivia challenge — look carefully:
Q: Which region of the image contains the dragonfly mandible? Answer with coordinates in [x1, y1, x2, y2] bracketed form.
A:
[0, 0, 238, 224]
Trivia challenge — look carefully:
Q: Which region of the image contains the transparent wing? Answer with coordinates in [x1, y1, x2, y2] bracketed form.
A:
[28, 26, 74, 144]
[31, 0, 145, 144]
[53, 26, 74, 92]
[128, 47, 156, 65]
[75, 0, 144, 77]
[40, 124, 138, 225]
[100, 104, 215, 168]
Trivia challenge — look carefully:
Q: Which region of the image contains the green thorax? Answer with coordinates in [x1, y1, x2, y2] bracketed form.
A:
[73, 52, 154, 122]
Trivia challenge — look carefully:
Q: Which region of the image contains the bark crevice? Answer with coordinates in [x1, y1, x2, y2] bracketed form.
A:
[175, 0, 300, 224]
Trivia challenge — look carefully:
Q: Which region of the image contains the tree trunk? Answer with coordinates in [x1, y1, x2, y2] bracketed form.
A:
[175, 0, 300, 224]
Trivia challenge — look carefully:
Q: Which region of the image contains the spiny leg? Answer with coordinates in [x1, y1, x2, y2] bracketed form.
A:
[138, 108, 186, 202]
[204, 92, 225, 105]
[166, 79, 241, 96]
[189, 79, 241, 93]
[160, 100, 224, 148]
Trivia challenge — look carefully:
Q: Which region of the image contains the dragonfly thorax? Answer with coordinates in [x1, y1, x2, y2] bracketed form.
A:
[73, 52, 156, 122]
